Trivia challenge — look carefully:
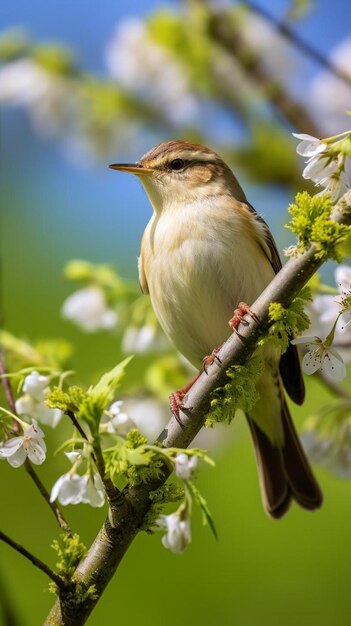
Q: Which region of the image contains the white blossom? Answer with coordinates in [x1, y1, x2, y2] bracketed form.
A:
[175, 453, 198, 480]
[0, 420, 46, 467]
[80, 474, 105, 507]
[0, 58, 76, 137]
[293, 132, 351, 201]
[317, 169, 351, 202]
[50, 471, 105, 507]
[292, 133, 327, 158]
[15, 371, 62, 428]
[61, 286, 118, 332]
[121, 397, 169, 442]
[303, 266, 351, 362]
[50, 472, 86, 505]
[22, 371, 49, 401]
[302, 155, 339, 184]
[122, 324, 168, 354]
[292, 336, 346, 380]
[157, 510, 191, 554]
[102, 400, 136, 437]
[105, 19, 198, 124]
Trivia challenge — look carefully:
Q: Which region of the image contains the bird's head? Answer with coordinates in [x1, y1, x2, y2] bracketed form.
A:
[109, 140, 247, 213]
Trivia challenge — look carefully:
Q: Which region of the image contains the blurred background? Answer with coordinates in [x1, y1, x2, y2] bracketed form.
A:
[1, 1, 351, 624]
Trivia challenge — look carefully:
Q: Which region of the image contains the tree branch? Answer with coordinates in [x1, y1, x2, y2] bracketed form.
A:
[203, 3, 321, 136]
[244, 1, 351, 89]
[45, 190, 351, 625]
[0, 530, 64, 588]
[0, 354, 72, 536]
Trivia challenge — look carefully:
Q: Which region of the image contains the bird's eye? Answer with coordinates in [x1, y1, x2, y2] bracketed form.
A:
[170, 158, 185, 171]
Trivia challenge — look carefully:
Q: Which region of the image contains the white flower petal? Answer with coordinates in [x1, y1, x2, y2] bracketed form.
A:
[51, 473, 85, 505]
[7, 446, 27, 468]
[23, 371, 50, 401]
[335, 265, 351, 295]
[36, 404, 63, 428]
[301, 348, 323, 374]
[158, 512, 191, 554]
[0, 436, 24, 458]
[175, 453, 198, 480]
[61, 287, 117, 333]
[292, 133, 327, 157]
[26, 439, 46, 465]
[15, 395, 37, 417]
[320, 349, 346, 381]
[65, 451, 82, 464]
[291, 335, 319, 346]
[81, 474, 105, 508]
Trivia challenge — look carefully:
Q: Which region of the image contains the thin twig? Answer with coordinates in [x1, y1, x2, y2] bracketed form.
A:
[24, 460, 72, 536]
[0, 353, 19, 432]
[66, 410, 122, 511]
[0, 530, 64, 588]
[203, 3, 321, 136]
[244, 1, 351, 89]
[66, 410, 90, 442]
[0, 353, 72, 535]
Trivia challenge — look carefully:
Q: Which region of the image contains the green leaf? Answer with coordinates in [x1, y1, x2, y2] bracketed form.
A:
[89, 356, 133, 405]
[187, 480, 218, 540]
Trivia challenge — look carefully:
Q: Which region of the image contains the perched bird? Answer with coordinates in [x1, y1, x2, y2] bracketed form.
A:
[109, 140, 323, 518]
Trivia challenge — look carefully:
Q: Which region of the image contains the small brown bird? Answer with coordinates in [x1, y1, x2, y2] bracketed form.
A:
[110, 140, 323, 518]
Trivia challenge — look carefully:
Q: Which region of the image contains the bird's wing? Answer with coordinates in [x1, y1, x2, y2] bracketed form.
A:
[246, 203, 305, 405]
[138, 254, 149, 294]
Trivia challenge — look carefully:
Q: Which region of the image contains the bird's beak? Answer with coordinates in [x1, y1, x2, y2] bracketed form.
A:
[108, 163, 154, 175]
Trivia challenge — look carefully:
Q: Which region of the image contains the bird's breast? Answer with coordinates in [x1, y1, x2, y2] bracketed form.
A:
[140, 200, 274, 367]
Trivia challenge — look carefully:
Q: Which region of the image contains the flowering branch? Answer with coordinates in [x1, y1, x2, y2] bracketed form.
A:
[45, 190, 351, 625]
[24, 460, 72, 536]
[244, 0, 351, 89]
[0, 356, 72, 536]
[192, 0, 321, 136]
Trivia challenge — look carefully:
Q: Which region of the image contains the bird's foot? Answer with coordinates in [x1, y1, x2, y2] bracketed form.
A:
[169, 372, 201, 426]
[229, 302, 260, 333]
[202, 347, 222, 374]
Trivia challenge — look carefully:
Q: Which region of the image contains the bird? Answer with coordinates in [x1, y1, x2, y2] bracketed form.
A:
[109, 140, 323, 518]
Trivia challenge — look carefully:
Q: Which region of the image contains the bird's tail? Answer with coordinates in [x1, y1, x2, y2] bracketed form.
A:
[246, 400, 323, 519]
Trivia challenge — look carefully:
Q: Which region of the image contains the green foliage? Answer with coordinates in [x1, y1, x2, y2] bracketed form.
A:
[187, 480, 217, 540]
[0, 29, 29, 60]
[0, 330, 73, 370]
[263, 286, 312, 352]
[46, 386, 85, 412]
[205, 354, 265, 427]
[328, 134, 351, 159]
[51, 533, 87, 582]
[55, 357, 134, 430]
[233, 122, 300, 185]
[141, 482, 184, 532]
[103, 428, 161, 486]
[286, 191, 351, 261]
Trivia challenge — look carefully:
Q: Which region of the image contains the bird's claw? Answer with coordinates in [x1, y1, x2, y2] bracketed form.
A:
[229, 302, 260, 331]
[202, 348, 222, 374]
[169, 390, 189, 426]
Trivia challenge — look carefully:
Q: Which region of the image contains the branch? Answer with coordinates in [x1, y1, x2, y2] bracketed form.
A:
[65, 410, 122, 511]
[244, 1, 351, 89]
[24, 460, 72, 536]
[0, 354, 72, 536]
[203, 3, 321, 136]
[45, 190, 351, 625]
[0, 530, 64, 588]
